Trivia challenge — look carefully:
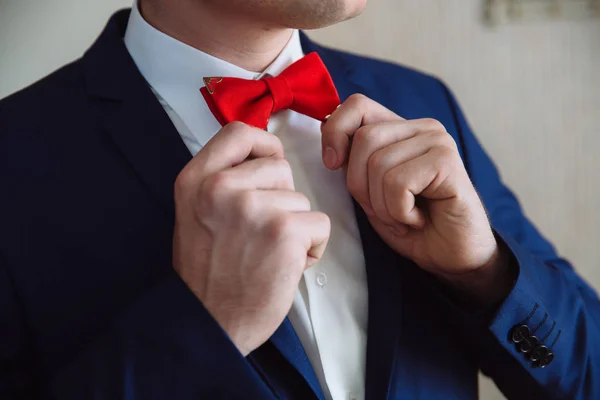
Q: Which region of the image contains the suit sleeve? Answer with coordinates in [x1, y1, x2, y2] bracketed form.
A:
[0, 257, 273, 399]
[438, 81, 600, 400]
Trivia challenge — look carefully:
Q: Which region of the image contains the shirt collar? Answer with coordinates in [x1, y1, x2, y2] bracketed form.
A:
[124, 1, 304, 91]
[123, 1, 304, 150]
[260, 30, 304, 78]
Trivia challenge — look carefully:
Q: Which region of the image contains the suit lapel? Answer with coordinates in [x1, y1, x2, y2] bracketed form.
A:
[84, 11, 192, 220]
[352, 203, 405, 400]
[268, 319, 327, 399]
[303, 33, 406, 400]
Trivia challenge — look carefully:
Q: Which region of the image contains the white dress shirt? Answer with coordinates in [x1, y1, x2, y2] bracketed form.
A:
[124, 3, 368, 399]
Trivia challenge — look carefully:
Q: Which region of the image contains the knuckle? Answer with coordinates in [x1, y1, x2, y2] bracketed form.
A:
[423, 129, 443, 140]
[317, 212, 332, 233]
[276, 158, 292, 174]
[443, 133, 459, 150]
[430, 128, 454, 143]
[368, 150, 385, 171]
[272, 135, 285, 154]
[223, 120, 248, 133]
[348, 93, 368, 103]
[274, 158, 294, 188]
[263, 132, 284, 154]
[266, 214, 295, 240]
[174, 168, 197, 195]
[234, 190, 259, 216]
[203, 171, 232, 193]
[297, 194, 312, 212]
[224, 121, 256, 144]
[199, 172, 231, 207]
[347, 93, 368, 108]
[421, 118, 446, 132]
[431, 145, 458, 167]
[434, 144, 456, 159]
[426, 130, 453, 148]
[416, 117, 454, 147]
[354, 124, 378, 145]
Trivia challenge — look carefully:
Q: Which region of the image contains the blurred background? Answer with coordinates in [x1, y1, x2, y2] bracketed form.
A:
[0, 0, 598, 398]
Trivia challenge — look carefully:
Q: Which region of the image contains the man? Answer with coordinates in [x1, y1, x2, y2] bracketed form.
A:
[0, 0, 598, 398]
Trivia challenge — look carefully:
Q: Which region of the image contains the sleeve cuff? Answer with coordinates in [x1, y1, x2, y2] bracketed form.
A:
[429, 228, 567, 385]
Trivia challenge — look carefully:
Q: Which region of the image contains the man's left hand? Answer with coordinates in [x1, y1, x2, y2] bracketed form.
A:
[321, 94, 511, 306]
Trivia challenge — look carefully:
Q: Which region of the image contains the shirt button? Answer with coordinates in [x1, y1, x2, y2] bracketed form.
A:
[316, 272, 328, 287]
[348, 393, 360, 400]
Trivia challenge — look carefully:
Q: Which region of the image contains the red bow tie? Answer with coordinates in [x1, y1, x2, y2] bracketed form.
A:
[200, 52, 341, 130]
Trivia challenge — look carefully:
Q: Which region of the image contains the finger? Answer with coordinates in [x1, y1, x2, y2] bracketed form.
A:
[383, 148, 457, 228]
[367, 131, 444, 223]
[383, 152, 436, 228]
[180, 122, 284, 187]
[346, 120, 443, 208]
[243, 190, 312, 214]
[285, 212, 331, 268]
[214, 156, 295, 192]
[321, 94, 402, 170]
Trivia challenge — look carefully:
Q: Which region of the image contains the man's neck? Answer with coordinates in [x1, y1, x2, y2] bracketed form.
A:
[139, 0, 294, 72]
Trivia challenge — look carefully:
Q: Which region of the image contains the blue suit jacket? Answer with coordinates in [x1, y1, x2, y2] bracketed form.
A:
[1, 10, 598, 400]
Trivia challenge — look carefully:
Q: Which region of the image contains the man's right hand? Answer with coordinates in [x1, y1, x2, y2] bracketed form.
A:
[172, 122, 331, 356]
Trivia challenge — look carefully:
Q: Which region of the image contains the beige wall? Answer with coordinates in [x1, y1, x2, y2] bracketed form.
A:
[1, 1, 598, 399]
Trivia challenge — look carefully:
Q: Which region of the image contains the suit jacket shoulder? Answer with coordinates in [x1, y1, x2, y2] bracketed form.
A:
[0, 59, 92, 179]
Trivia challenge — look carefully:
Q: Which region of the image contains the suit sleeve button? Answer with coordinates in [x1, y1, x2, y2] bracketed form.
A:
[518, 335, 539, 353]
[530, 345, 549, 362]
[535, 352, 555, 368]
[511, 324, 531, 343]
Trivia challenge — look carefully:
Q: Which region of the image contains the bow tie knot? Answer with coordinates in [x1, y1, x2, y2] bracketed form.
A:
[265, 76, 294, 114]
[200, 52, 340, 130]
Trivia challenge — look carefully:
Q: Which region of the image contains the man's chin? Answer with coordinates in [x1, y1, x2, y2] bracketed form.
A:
[289, 0, 368, 30]
[348, 0, 368, 19]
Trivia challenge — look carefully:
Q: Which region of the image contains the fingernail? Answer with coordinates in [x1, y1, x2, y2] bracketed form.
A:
[324, 146, 338, 169]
